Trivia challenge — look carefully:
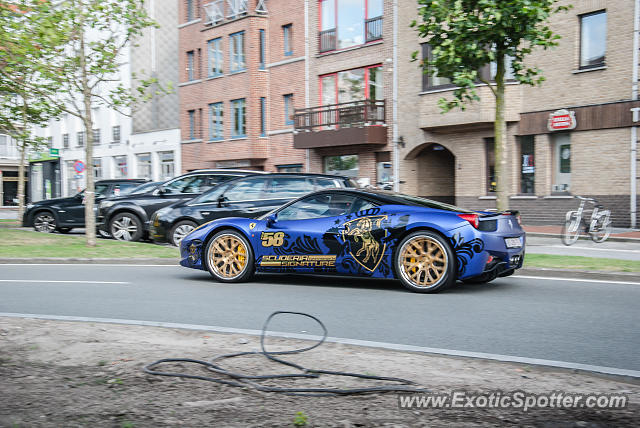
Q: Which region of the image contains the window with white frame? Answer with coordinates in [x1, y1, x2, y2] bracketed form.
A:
[229, 31, 246, 72]
[76, 131, 85, 147]
[112, 125, 121, 143]
[159, 151, 175, 180]
[113, 155, 127, 178]
[63, 133, 69, 148]
[93, 158, 102, 180]
[93, 128, 100, 145]
[136, 153, 152, 179]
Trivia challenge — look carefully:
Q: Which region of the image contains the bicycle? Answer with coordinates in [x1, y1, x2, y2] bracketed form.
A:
[561, 196, 612, 245]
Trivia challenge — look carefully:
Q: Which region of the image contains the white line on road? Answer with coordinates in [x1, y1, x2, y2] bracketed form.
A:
[512, 275, 640, 285]
[1, 312, 638, 378]
[0, 280, 129, 285]
[532, 245, 640, 253]
[0, 264, 175, 267]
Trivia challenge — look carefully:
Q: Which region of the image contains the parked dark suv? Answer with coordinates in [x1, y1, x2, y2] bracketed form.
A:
[97, 169, 262, 242]
[150, 173, 357, 246]
[23, 179, 148, 233]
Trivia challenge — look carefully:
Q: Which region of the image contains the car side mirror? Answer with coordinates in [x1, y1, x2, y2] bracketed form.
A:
[265, 214, 277, 228]
[217, 195, 228, 208]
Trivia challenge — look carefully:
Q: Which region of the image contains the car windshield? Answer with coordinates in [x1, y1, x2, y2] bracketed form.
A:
[390, 193, 474, 213]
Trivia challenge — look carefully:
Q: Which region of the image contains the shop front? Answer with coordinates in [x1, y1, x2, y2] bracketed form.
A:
[28, 150, 61, 203]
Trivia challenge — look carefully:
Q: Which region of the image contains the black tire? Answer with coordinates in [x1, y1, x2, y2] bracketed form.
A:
[56, 227, 72, 233]
[462, 270, 498, 284]
[394, 230, 456, 293]
[33, 211, 57, 233]
[204, 230, 254, 283]
[109, 212, 143, 242]
[170, 220, 198, 246]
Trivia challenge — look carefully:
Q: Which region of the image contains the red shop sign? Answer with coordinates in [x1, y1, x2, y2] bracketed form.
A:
[547, 109, 577, 131]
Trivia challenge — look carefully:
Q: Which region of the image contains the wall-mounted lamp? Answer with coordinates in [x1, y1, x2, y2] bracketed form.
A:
[396, 136, 405, 148]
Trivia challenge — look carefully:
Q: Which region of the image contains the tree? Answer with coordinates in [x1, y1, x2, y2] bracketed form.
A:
[9, 0, 159, 246]
[412, 0, 570, 211]
[0, 1, 64, 219]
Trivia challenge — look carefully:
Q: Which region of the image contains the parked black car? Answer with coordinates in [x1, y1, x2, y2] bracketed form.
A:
[150, 173, 357, 246]
[22, 179, 148, 233]
[97, 169, 262, 242]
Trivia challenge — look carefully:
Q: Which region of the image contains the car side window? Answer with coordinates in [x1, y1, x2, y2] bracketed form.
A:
[94, 184, 110, 198]
[277, 193, 359, 221]
[113, 182, 142, 197]
[223, 178, 266, 201]
[191, 183, 230, 204]
[208, 174, 239, 188]
[265, 177, 314, 198]
[314, 177, 341, 190]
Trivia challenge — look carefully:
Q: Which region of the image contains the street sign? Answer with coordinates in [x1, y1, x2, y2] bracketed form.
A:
[547, 109, 577, 131]
[49, 148, 60, 157]
[73, 160, 85, 173]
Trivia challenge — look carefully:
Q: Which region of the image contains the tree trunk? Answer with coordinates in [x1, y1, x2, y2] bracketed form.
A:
[79, 23, 96, 247]
[494, 51, 509, 212]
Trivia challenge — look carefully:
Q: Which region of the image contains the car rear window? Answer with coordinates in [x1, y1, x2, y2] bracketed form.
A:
[266, 177, 315, 198]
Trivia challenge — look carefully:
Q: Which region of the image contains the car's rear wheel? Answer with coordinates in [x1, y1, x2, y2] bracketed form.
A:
[110, 212, 143, 242]
[204, 230, 254, 283]
[33, 212, 56, 233]
[170, 220, 198, 246]
[56, 227, 72, 234]
[395, 230, 455, 293]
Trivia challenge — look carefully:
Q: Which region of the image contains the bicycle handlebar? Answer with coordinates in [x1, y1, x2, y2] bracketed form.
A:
[575, 196, 598, 203]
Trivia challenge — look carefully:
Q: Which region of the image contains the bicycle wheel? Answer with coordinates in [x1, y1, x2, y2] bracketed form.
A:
[590, 210, 612, 243]
[561, 211, 581, 246]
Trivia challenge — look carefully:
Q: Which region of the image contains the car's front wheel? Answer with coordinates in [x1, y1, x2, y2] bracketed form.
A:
[395, 230, 455, 293]
[110, 212, 143, 242]
[33, 211, 57, 233]
[170, 220, 198, 246]
[204, 230, 254, 283]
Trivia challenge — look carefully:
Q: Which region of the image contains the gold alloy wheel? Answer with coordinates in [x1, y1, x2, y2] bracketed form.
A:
[399, 236, 448, 288]
[208, 234, 248, 279]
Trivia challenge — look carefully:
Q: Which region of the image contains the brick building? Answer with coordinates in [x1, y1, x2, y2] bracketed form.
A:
[397, 0, 639, 227]
[178, 0, 392, 186]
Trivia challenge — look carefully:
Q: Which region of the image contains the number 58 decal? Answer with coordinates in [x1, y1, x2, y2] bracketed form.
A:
[261, 231, 285, 247]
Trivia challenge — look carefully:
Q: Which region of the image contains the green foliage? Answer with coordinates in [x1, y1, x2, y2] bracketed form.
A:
[411, 0, 570, 111]
[293, 411, 308, 427]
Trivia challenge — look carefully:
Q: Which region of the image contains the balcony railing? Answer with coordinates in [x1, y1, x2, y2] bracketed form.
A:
[294, 99, 385, 132]
[319, 28, 336, 53]
[203, 0, 251, 26]
[365, 16, 383, 42]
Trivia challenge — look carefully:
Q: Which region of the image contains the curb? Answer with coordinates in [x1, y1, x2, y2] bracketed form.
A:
[0, 258, 176, 265]
[516, 267, 640, 283]
[525, 232, 640, 243]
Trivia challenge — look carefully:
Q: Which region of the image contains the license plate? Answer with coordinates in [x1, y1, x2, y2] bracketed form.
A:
[505, 237, 522, 248]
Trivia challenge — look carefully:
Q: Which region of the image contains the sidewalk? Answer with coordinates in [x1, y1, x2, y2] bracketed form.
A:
[523, 225, 640, 240]
[1, 316, 639, 427]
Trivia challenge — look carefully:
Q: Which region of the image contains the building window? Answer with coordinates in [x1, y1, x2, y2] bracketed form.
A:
[283, 24, 293, 56]
[186, 0, 194, 21]
[209, 102, 224, 140]
[231, 98, 246, 138]
[63, 133, 69, 148]
[93, 158, 102, 180]
[259, 29, 266, 69]
[112, 125, 121, 143]
[76, 131, 85, 147]
[580, 10, 606, 69]
[277, 164, 303, 173]
[320, 65, 383, 104]
[319, 0, 383, 52]
[46, 136, 53, 148]
[520, 136, 535, 194]
[136, 153, 152, 179]
[187, 50, 195, 81]
[260, 97, 266, 136]
[207, 38, 223, 77]
[159, 151, 175, 180]
[92, 129, 100, 145]
[552, 133, 571, 192]
[188, 109, 196, 139]
[283, 94, 294, 125]
[485, 138, 496, 194]
[229, 31, 246, 73]
[113, 155, 127, 178]
[421, 43, 453, 91]
[324, 154, 358, 177]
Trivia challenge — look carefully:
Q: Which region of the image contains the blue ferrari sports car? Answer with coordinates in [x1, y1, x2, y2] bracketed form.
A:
[179, 188, 525, 293]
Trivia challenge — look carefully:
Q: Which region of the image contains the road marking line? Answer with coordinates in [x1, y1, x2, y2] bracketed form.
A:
[533, 245, 640, 254]
[1, 313, 638, 379]
[0, 263, 175, 267]
[512, 275, 640, 285]
[0, 280, 129, 285]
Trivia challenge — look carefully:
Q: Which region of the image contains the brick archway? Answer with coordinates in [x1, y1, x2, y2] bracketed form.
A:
[407, 143, 456, 205]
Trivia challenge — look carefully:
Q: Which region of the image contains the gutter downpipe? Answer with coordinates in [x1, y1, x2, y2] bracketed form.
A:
[392, 0, 399, 192]
[631, 0, 639, 229]
[305, 0, 310, 173]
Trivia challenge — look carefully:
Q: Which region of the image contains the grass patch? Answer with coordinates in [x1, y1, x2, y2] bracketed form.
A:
[0, 228, 179, 259]
[524, 254, 640, 272]
[0, 219, 19, 227]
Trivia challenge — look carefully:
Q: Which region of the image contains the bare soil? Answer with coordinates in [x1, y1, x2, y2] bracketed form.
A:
[1, 317, 638, 427]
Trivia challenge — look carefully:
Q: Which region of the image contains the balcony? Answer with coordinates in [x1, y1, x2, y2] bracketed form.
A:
[365, 16, 383, 42]
[319, 29, 336, 53]
[203, 0, 257, 26]
[293, 99, 387, 149]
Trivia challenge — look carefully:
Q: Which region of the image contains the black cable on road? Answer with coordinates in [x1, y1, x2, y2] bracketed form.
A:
[143, 311, 429, 396]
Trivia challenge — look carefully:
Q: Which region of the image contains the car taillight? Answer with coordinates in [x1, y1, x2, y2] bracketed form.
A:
[458, 213, 479, 229]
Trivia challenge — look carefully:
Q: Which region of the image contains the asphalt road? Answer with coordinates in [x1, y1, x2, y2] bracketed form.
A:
[1, 264, 639, 373]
